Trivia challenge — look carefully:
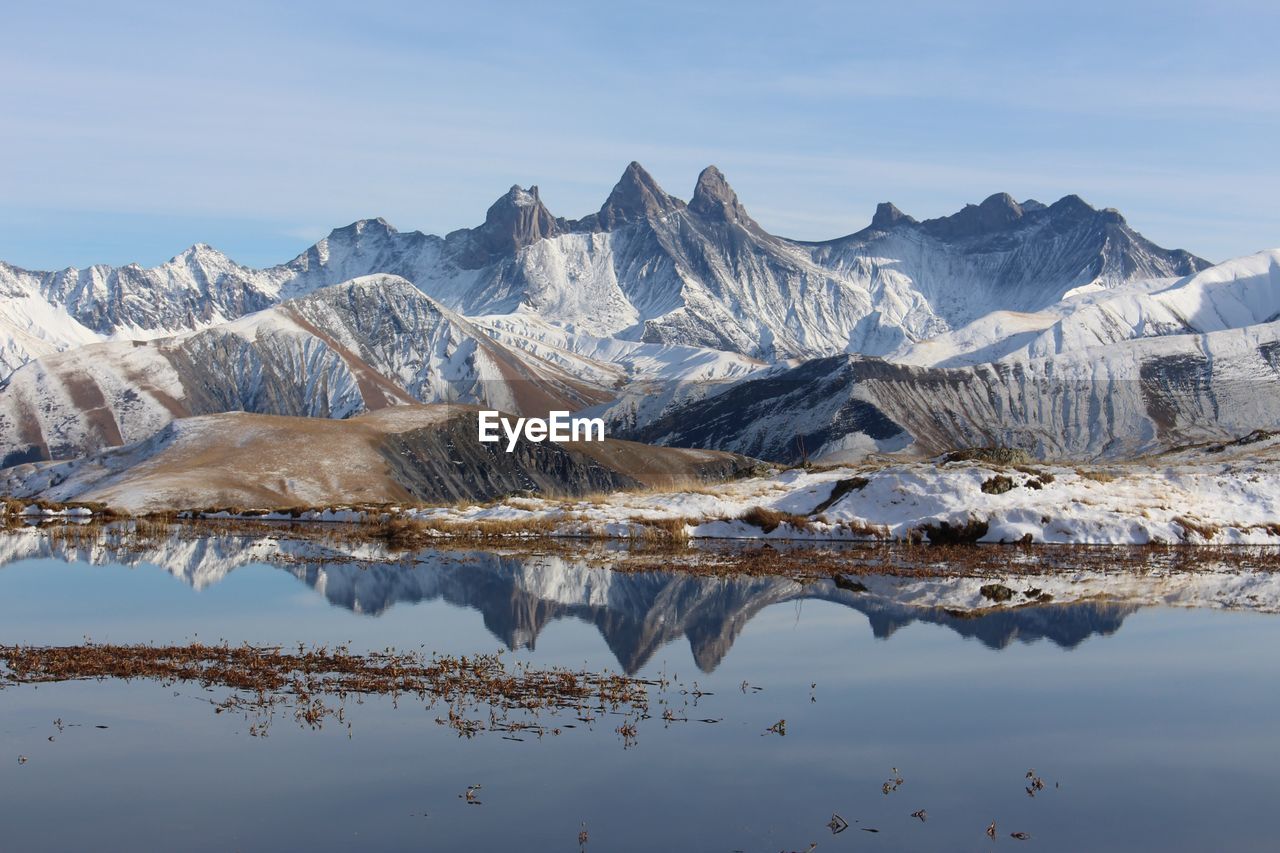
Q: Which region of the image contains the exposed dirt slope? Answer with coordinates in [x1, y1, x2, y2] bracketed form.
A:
[1, 405, 756, 512]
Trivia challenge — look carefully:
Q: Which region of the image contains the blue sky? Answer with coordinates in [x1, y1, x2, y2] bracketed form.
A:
[1, 0, 1276, 269]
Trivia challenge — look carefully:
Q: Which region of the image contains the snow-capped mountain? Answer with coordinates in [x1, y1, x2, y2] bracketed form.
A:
[610, 250, 1280, 462]
[0, 246, 279, 375]
[0, 162, 1207, 377]
[276, 165, 1205, 360]
[0, 276, 621, 464]
[4, 160, 1272, 477]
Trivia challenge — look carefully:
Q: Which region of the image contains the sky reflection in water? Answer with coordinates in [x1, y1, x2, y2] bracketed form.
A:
[0, 534, 1277, 852]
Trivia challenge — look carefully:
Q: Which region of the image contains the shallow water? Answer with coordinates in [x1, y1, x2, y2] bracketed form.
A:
[1, 530, 1278, 851]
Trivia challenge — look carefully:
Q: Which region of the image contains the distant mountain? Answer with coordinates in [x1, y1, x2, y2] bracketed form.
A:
[0, 163, 1209, 376]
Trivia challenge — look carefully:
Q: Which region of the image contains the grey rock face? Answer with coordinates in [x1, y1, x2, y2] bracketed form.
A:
[590, 161, 686, 230]
[688, 165, 762, 231]
[378, 411, 637, 502]
[473, 185, 562, 260]
[869, 202, 915, 230]
[625, 327, 1280, 463]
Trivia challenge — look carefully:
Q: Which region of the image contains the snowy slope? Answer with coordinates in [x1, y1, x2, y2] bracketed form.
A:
[0, 275, 102, 377]
[0, 276, 617, 463]
[629, 307, 1280, 463]
[383, 434, 1280, 546]
[894, 249, 1280, 367]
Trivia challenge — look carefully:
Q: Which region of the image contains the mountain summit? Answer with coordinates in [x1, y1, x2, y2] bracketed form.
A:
[688, 166, 761, 231]
[0, 162, 1212, 372]
[474, 184, 561, 258]
[591, 162, 685, 230]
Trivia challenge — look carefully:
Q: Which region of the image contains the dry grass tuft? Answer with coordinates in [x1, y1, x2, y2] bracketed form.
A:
[981, 475, 1016, 495]
[629, 516, 694, 543]
[1174, 516, 1220, 541]
[738, 506, 813, 535]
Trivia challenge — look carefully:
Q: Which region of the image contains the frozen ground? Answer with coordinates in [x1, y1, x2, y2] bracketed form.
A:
[147, 433, 1280, 547]
[399, 446, 1280, 545]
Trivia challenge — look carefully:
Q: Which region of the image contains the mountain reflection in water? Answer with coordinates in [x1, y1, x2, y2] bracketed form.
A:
[2, 527, 1232, 672]
[285, 556, 1140, 671]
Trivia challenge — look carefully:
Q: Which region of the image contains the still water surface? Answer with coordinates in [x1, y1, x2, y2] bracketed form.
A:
[0, 533, 1276, 851]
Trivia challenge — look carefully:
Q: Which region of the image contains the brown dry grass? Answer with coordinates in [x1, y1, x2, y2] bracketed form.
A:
[628, 516, 695, 543]
[738, 506, 813, 534]
[365, 515, 568, 549]
[1, 496, 128, 519]
[1173, 516, 1221, 541]
[0, 642, 651, 739]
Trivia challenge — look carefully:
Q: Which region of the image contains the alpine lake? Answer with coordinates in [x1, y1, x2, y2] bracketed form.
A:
[1, 520, 1277, 852]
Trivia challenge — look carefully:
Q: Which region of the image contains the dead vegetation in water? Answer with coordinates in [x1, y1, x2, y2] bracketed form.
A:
[7, 517, 1280, 583]
[0, 642, 652, 740]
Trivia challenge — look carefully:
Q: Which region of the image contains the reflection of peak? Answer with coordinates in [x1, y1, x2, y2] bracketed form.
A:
[850, 596, 1138, 650]
[0, 531, 1213, 675]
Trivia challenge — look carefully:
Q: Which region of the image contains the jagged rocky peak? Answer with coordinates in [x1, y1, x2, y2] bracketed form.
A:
[1047, 193, 1102, 220]
[319, 217, 399, 252]
[922, 191, 1026, 240]
[689, 165, 760, 230]
[594, 161, 685, 230]
[973, 191, 1025, 226]
[870, 202, 916, 230]
[477, 184, 560, 256]
[170, 242, 236, 268]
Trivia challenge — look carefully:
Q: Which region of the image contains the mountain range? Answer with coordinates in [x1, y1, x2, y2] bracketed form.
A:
[1, 161, 1274, 484]
[0, 162, 1206, 374]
